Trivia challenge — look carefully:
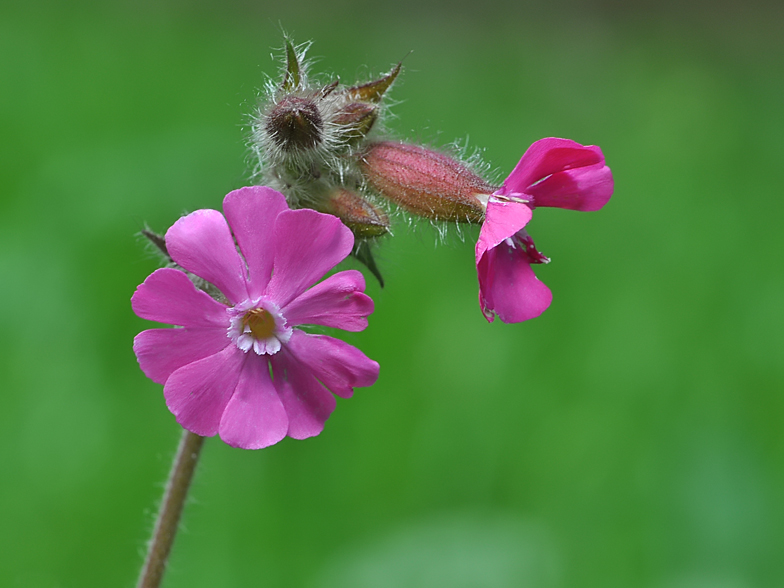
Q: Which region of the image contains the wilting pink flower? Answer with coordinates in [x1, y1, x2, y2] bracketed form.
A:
[476, 138, 614, 323]
[132, 186, 379, 449]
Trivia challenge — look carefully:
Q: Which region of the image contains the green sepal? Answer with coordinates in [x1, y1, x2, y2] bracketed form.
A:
[282, 40, 302, 91]
[347, 62, 401, 103]
[352, 240, 384, 288]
[141, 228, 170, 261]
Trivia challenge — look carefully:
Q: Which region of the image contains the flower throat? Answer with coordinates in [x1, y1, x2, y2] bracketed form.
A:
[243, 308, 276, 340]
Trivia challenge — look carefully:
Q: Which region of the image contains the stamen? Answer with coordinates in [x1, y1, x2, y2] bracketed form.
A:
[243, 308, 276, 340]
[227, 298, 292, 355]
[492, 193, 531, 205]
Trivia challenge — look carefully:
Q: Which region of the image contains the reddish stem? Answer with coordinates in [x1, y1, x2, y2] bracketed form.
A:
[137, 429, 204, 588]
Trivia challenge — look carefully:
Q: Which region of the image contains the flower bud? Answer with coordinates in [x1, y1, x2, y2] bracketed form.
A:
[359, 142, 492, 223]
[264, 95, 324, 152]
[318, 187, 390, 239]
[333, 102, 378, 142]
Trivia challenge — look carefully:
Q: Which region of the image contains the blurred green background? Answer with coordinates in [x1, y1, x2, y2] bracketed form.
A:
[2, 0, 783, 586]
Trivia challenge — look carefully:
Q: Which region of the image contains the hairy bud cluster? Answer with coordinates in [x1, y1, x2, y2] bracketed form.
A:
[250, 40, 496, 285]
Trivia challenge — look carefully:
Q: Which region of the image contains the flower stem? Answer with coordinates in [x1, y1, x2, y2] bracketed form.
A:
[137, 428, 205, 588]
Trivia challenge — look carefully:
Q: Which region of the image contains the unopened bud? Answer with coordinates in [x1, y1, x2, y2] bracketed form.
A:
[333, 102, 378, 142]
[359, 142, 491, 223]
[318, 187, 390, 239]
[264, 96, 323, 151]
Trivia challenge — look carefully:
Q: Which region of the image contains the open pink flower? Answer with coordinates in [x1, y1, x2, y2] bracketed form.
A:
[476, 138, 614, 323]
[132, 186, 379, 449]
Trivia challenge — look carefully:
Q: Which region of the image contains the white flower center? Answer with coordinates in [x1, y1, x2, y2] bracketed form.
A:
[227, 298, 292, 355]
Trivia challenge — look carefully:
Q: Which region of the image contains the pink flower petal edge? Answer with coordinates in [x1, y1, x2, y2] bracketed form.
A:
[475, 200, 532, 266]
[282, 270, 373, 332]
[266, 208, 355, 308]
[477, 237, 553, 323]
[500, 138, 613, 212]
[285, 330, 380, 399]
[134, 327, 230, 385]
[476, 138, 613, 323]
[218, 354, 289, 449]
[271, 349, 337, 440]
[131, 268, 228, 328]
[165, 209, 249, 305]
[222, 186, 289, 299]
[133, 187, 379, 448]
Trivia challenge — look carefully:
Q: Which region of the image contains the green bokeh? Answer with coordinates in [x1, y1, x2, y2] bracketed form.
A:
[2, 1, 782, 587]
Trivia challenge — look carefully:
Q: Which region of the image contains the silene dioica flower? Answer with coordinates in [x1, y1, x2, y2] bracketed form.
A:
[130, 40, 616, 588]
[360, 139, 612, 322]
[475, 138, 613, 322]
[133, 187, 379, 449]
[250, 41, 614, 323]
[129, 41, 618, 588]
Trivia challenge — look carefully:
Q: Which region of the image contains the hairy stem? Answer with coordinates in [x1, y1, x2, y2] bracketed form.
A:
[137, 429, 205, 588]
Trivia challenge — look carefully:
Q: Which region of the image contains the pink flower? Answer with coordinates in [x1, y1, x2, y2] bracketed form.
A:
[476, 138, 614, 323]
[132, 186, 379, 449]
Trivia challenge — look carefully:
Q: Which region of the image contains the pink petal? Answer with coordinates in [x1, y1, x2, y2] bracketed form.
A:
[475, 200, 533, 266]
[222, 186, 289, 298]
[131, 268, 229, 327]
[164, 345, 246, 437]
[282, 270, 374, 332]
[526, 161, 613, 211]
[477, 240, 552, 323]
[285, 330, 379, 399]
[265, 209, 355, 308]
[501, 137, 605, 195]
[218, 354, 289, 449]
[134, 327, 231, 385]
[165, 209, 249, 304]
[271, 350, 336, 440]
